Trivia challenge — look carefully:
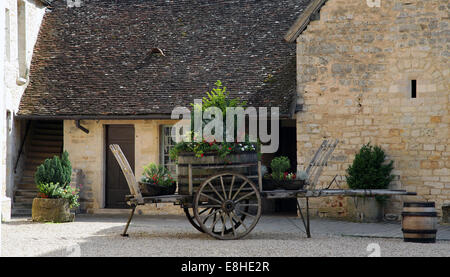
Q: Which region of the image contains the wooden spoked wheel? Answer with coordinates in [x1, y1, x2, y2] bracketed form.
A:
[183, 207, 205, 233]
[186, 202, 250, 235]
[193, 172, 262, 240]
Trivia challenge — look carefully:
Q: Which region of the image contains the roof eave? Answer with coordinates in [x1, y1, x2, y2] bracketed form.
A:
[15, 114, 174, 120]
[16, 112, 294, 120]
[284, 0, 328, 43]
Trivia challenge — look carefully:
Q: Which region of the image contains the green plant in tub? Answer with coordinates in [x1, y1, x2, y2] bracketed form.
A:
[141, 163, 174, 187]
[346, 143, 394, 202]
[37, 182, 80, 209]
[34, 151, 72, 187]
[270, 156, 290, 180]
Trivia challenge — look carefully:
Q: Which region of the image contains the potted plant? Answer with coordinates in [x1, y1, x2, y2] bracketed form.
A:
[139, 163, 176, 196]
[263, 156, 306, 190]
[32, 151, 79, 223]
[169, 80, 259, 195]
[346, 143, 394, 222]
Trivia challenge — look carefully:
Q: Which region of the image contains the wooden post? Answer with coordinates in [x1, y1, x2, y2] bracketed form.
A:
[121, 206, 136, 237]
[257, 161, 262, 192]
[188, 163, 193, 196]
[306, 197, 311, 238]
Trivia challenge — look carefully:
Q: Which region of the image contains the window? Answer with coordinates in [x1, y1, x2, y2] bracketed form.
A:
[160, 125, 177, 178]
[5, 8, 10, 61]
[6, 110, 12, 133]
[411, 80, 417, 98]
[17, 0, 27, 80]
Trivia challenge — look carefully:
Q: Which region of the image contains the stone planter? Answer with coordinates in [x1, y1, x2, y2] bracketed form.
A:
[347, 197, 384, 223]
[32, 198, 75, 223]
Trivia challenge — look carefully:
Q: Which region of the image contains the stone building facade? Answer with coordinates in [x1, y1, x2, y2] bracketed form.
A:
[1, 1, 6, 223]
[63, 119, 183, 215]
[292, 0, 449, 219]
[1, 0, 46, 220]
[17, 1, 304, 215]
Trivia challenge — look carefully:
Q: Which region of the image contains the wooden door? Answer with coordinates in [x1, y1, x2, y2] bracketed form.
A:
[105, 125, 135, 208]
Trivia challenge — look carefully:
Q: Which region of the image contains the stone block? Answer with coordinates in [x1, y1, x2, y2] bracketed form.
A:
[1, 197, 12, 222]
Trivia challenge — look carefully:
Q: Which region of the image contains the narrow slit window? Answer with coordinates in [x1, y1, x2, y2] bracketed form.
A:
[411, 80, 417, 98]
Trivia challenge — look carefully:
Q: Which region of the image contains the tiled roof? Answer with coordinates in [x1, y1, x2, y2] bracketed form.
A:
[18, 0, 309, 118]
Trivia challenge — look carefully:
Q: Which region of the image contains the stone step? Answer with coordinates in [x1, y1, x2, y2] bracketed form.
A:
[28, 145, 61, 153]
[30, 140, 63, 147]
[23, 169, 38, 177]
[25, 158, 48, 166]
[14, 195, 35, 204]
[16, 183, 37, 190]
[34, 129, 63, 136]
[12, 208, 32, 217]
[34, 123, 63, 130]
[13, 202, 33, 211]
[25, 162, 46, 171]
[21, 176, 35, 183]
[27, 152, 60, 159]
[15, 189, 38, 197]
[25, 164, 45, 172]
[32, 134, 63, 141]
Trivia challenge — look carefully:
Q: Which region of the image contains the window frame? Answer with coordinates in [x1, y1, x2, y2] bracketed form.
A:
[159, 124, 177, 179]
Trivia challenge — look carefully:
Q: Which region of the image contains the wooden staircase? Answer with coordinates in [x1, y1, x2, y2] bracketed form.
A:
[12, 120, 63, 216]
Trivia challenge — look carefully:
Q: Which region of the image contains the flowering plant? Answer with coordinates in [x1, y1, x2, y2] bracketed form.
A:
[283, 172, 296, 180]
[141, 163, 174, 187]
[169, 80, 259, 161]
[170, 135, 257, 160]
[36, 182, 80, 208]
[270, 156, 291, 180]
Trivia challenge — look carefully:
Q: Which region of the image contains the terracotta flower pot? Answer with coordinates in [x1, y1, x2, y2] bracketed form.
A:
[32, 198, 75, 223]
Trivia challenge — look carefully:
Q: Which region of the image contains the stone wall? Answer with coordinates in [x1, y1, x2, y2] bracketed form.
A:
[1, 0, 46, 219]
[1, 1, 7, 222]
[296, 0, 449, 220]
[63, 119, 183, 215]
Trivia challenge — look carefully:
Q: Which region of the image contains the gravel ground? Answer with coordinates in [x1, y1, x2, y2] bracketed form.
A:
[2, 214, 449, 257]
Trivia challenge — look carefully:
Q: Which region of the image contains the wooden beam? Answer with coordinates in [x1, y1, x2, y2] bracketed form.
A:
[262, 189, 417, 199]
[284, 0, 328, 43]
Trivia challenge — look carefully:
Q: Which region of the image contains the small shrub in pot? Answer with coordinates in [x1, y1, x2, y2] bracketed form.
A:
[140, 163, 176, 196]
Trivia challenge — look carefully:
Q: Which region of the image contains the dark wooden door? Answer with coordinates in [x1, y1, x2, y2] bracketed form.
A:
[105, 125, 135, 208]
[274, 125, 297, 214]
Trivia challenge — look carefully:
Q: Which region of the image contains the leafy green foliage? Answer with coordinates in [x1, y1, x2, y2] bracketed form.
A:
[37, 182, 80, 209]
[270, 156, 291, 180]
[141, 163, 174, 187]
[170, 137, 257, 161]
[170, 80, 258, 161]
[34, 151, 72, 187]
[192, 80, 246, 116]
[346, 143, 394, 190]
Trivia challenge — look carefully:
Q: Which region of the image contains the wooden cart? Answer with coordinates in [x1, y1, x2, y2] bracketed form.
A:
[110, 140, 416, 240]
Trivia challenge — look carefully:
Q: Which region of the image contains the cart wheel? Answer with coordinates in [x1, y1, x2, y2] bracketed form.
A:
[183, 207, 204, 233]
[185, 203, 249, 235]
[194, 172, 261, 240]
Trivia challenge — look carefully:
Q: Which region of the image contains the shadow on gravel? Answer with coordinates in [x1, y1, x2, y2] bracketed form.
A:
[31, 214, 312, 256]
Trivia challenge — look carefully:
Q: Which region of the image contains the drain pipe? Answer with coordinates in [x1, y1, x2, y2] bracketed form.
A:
[75, 120, 89, 134]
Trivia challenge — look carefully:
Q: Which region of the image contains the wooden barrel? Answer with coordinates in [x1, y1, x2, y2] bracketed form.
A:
[401, 202, 437, 243]
[177, 151, 258, 195]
